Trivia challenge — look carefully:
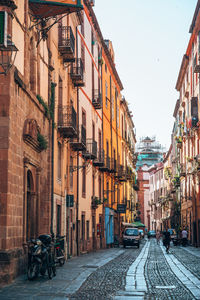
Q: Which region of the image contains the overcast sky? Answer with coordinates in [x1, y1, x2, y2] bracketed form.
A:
[94, 0, 197, 150]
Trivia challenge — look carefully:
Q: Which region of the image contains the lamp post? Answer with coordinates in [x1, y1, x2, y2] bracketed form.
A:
[0, 35, 18, 75]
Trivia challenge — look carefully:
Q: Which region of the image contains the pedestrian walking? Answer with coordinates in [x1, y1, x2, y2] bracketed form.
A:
[156, 230, 161, 245]
[181, 228, 188, 246]
[163, 227, 171, 253]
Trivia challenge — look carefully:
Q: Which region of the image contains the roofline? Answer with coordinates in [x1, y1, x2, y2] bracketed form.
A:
[175, 55, 189, 91]
[173, 99, 180, 118]
[189, 0, 200, 33]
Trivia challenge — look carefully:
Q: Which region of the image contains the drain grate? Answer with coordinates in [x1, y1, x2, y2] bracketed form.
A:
[155, 285, 176, 289]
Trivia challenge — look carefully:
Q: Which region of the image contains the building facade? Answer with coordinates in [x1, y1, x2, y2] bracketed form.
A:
[0, 0, 138, 284]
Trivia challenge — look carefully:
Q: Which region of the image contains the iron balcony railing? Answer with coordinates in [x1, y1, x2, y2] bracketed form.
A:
[99, 153, 110, 172]
[58, 26, 75, 62]
[82, 139, 97, 159]
[110, 158, 117, 173]
[70, 125, 86, 151]
[93, 149, 105, 167]
[57, 105, 77, 138]
[70, 58, 84, 87]
[92, 89, 102, 109]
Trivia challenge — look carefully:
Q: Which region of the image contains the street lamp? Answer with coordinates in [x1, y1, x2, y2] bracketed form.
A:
[0, 35, 18, 75]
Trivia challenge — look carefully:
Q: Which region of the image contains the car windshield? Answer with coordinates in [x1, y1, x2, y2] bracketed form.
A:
[124, 229, 138, 236]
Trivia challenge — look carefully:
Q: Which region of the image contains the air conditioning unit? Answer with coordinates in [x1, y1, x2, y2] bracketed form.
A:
[0, 11, 8, 47]
[90, 0, 95, 6]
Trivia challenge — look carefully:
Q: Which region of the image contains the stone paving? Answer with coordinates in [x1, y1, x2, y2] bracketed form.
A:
[1, 239, 200, 300]
[145, 239, 194, 300]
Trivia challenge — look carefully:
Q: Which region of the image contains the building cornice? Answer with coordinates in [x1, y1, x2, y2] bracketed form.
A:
[175, 54, 189, 91]
[189, 0, 200, 33]
[173, 99, 180, 118]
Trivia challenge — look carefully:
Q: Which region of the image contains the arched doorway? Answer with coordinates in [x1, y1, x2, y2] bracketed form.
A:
[26, 170, 35, 240]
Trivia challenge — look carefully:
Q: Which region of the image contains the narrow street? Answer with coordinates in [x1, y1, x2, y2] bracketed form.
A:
[1, 239, 200, 300]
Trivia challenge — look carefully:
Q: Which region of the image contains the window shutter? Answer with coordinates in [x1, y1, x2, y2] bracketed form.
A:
[0, 12, 7, 47]
[191, 97, 198, 117]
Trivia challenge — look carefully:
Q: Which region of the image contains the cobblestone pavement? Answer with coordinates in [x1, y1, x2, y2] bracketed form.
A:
[69, 243, 144, 300]
[1, 239, 200, 300]
[172, 245, 200, 280]
[145, 239, 194, 300]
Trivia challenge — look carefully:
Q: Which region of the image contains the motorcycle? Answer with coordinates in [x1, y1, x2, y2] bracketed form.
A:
[27, 239, 48, 280]
[39, 234, 56, 278]
[54, 235, 65, 266]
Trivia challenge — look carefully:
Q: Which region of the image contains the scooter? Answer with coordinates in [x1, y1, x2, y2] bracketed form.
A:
[27, 239, 48, 280]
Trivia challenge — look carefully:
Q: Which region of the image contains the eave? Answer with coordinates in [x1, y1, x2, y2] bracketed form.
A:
[175, 55, 189, 91]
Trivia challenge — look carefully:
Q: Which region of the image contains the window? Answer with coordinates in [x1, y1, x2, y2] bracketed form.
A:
[105, 81, 108, 108]
[112, 97, 114, 120]
[99, 175, 101, 200]
[86, 221, 89, 240]
[82, 109, 86, 128]
[105, 63, 107, 73]
[58, 77, 63, 123]
[82, 163, 86, 197]
[92, 172, 95, 197]
[106, 181, 109, 203]
[70, 156, 73, 189]
[81, 214, 85, 240]
[57, 142, 62, 180]
[56, 205, 61, 236]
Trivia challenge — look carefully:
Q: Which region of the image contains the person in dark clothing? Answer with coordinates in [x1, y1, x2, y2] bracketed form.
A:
[163, 229, 171, 253]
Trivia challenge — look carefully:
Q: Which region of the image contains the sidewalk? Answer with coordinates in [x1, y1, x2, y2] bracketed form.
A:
[0, 248, 124, 300]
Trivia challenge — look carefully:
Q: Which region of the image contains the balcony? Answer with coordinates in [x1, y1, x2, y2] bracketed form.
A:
[91, 196, 101, 209]
[58, 26, 75, 63]
[109, 158, 117, 173]
[70, 58, 84, 87]
[133, 180, 139, 191]
[118, 165, 127, 182]
[180, 163, 186, 177]
[92, 89, 102, 109]
[99, 154, 110, 172]
[70, 125, 86, 151]
[57, 105, 77, 138]
[82, 139, 97, 160]
[93, 149, 105, 167]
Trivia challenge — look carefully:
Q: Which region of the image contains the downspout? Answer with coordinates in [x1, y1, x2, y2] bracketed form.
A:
[47, 29, 55, 235]
[50, 82, 55, 235]
[76, 27, 80, 256]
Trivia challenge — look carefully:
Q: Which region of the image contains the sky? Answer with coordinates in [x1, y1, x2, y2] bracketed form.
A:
[94, 0, 197, 150]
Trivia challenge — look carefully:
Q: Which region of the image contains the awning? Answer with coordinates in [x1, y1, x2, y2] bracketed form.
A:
[29, 0, 83, 18]
[131, 221, 145, 228]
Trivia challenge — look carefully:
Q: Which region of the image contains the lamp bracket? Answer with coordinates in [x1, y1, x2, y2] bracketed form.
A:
[29, 13, 69, 47]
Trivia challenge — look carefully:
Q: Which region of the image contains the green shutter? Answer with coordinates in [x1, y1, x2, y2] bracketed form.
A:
[0, 12, 5, 45]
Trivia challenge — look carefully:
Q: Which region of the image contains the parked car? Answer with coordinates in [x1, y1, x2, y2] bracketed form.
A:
[123, 228, 140, 248]
[147, 230, 156, 238]
[138, 229, 144, 239]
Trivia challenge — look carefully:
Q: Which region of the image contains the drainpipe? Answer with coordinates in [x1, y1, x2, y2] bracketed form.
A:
[76, 27, 80, 256]
[50, 82, 55, 235]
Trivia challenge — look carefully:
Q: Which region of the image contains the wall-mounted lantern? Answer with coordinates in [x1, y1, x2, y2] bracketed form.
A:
[0, 11, 18, 75]
[0, 35, 18, 75]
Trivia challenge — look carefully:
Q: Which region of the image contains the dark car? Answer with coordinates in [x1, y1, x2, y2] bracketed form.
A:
[147, 230, 156, 238]
[123, 228, 140, 248]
